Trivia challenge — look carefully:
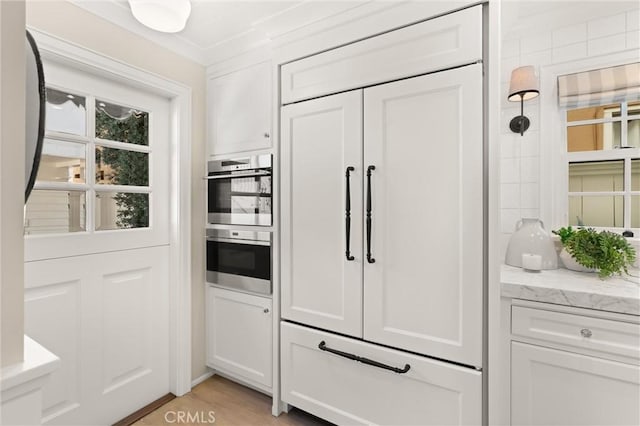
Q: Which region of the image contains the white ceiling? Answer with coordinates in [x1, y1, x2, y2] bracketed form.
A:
[70, 0, 371, 66]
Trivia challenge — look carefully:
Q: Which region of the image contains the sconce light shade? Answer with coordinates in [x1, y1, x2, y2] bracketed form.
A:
[508, 66, 539, 135]
[128, 0, 191, 33]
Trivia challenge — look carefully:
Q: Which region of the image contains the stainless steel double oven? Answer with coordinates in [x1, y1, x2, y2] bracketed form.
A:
[206, 154, 272, 296]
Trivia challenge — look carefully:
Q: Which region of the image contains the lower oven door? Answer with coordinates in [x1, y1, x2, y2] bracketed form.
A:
[206, 238, 272, 295]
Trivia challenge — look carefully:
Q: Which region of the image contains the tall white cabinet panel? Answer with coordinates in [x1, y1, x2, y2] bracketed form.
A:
[363, 64, 483, 367]
[511, 342, 640, 426]
[280, 5, 482, 104]
[207, 61, 271, 156]
[206, 286, 273, 390]
[281, 91, 364, 337]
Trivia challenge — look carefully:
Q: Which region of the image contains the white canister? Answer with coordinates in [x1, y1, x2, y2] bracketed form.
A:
[505, 218, 558, 270]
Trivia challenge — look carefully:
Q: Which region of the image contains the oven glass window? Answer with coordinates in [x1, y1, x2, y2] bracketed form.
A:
[208, 176, 271, 215]
[207, 241, 271, 280]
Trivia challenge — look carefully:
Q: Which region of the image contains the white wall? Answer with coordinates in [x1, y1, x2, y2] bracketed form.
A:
[0, 0, 26, 368]
[25, 1, 209, 381]
[499, 1, 640, 257]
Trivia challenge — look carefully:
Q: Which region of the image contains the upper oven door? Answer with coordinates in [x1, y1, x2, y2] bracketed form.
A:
[207, 171, 272, 226]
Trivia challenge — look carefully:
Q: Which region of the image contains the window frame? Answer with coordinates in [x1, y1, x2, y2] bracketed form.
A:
[26, 84, 153, 235]
[539, 50, 640, 238]
[564, 100, 640, 230]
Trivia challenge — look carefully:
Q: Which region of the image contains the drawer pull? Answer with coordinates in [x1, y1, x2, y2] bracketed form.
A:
[318, 341, 411, 374]
[580, 328, 593, 338]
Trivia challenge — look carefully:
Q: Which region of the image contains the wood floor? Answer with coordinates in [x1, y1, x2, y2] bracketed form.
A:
[133, 375, 332, 426]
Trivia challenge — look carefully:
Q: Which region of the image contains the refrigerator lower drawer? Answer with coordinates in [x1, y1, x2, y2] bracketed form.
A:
[280, 321, 482, 426]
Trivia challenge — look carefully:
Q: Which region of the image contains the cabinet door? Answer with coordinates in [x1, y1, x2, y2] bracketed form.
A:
[363, 64, 483, 367]
[207, 62, 271, 156]
[206, 286, 272, 389]
[281, 321, 482, 426]
[281, 90, 363, 337]
[512, 342, 640, 426]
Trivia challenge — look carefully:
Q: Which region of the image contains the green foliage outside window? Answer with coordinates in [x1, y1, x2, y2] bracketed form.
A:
[95, 110, 149, 228]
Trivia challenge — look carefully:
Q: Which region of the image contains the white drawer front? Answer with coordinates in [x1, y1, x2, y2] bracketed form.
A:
[280, 6, 482, 104]
[512, 306, 640, 362]
[281, 322, 481, 426]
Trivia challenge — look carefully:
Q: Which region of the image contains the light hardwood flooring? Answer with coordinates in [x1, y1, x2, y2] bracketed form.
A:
[133, 375, 332, 426]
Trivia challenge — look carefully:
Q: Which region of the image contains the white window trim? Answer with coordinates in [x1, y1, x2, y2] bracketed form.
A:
[29, 28, 193, 397]
[539, 49, 640, 237]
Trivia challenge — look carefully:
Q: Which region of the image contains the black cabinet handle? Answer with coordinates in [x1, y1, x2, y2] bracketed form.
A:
[366, 165, 375, 263]
[318, 341, 410, 374]
[345, 166, 355, 261]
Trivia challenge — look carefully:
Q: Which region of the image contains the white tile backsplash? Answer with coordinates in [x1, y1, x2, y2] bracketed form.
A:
[552, 41, 588, 63]
[520, 130, 540, 157]
[588, 33, 627, 56]
[500, 133, 521, 159]
[501, 158, 521, 184]
[628, 9, 640, 31]
[588, 13, 626, 39]
[501, 184, 521, 209]
[501, 209, 521, 233]
[521, 32, 552, 54]
[552, 23, 587, 47]
[520, 183, 540, 209]
[502, 37, 520, 59]
[627, 31, 640, 49]
[520, 157, 540, 183]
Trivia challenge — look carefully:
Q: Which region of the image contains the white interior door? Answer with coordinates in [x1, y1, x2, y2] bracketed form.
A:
[24, 59, 171, 425]
[281, 90, 363, 337]
[363, 65, 483, 367]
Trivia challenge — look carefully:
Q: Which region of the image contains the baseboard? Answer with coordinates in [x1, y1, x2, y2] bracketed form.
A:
[191, 369, 215, 388]
[112, 393, 175, 426]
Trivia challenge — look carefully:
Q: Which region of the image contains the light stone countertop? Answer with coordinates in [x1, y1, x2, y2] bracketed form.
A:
[501, 264, 640, 316]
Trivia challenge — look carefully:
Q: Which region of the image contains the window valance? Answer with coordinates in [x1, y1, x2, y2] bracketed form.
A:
[558, 62, 640, 108]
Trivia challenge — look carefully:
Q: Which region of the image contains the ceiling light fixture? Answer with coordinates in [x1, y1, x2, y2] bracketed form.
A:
[128, 0, 191, 33]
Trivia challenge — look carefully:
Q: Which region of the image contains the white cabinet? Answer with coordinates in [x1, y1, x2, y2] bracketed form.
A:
[281, 65, 483, 366]
[281, 322, 482, 426]
[280, 5, 482, 104]
[207, 62, 271, 156]
[512, 342, 640, 426]
[510, 302, 640, 426]
[206, 285, 272, 391]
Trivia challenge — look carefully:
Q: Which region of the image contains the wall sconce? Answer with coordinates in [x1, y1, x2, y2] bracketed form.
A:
[128, 0, 191, 33]
[508, 66, 539, 136]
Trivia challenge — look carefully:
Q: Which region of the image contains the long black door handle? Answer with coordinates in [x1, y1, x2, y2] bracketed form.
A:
[318, 341, 410, 374]
[345, 166, 355, 261]
[366, 165, 375, 263]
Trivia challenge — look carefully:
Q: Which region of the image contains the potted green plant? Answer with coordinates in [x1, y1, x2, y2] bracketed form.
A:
[552, 227, 637, 279]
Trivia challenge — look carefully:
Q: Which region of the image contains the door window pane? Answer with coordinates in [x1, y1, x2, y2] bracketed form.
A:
[569, 195, 623, 227]
[95, 100, 149, 146]
[567, 122, 621, 152]
[566, 103, 620, 122]
[37, 139, 86, 183]
[45, 88, 86, 136]
[96, 192, 149, 230]
[632, 160, 640, 191]
[24, 190, 86, 235]
[628, 120, 639, 148]
[568, 161, 624, 192]
[95, 146, 149, 186]
[632, 196, 640, 228]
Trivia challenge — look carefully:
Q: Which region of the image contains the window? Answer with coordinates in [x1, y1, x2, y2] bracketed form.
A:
[557, 62, 640, 231]
[565, 100, 640, 229]
[24, 87, 151, 235]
